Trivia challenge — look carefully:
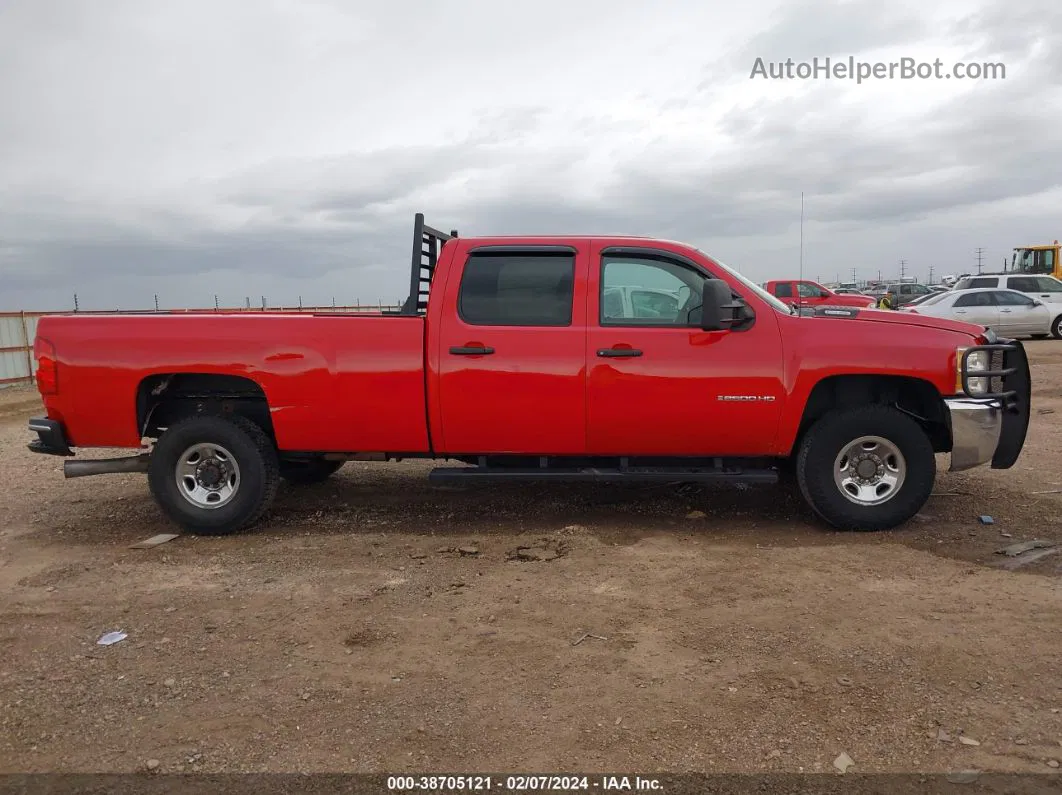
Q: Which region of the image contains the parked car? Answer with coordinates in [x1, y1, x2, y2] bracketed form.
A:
[902, 291, 949, 309]
[881, 282, 936, 307]
[762, 280, 877, 309]
[952, 275, 1062, 339]
[27, 213, 1030, 536]
[902, 287, 1056, 339]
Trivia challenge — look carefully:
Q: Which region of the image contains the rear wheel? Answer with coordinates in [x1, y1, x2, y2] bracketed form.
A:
[280, 458, 344, 485]
[1052, 315, 1062, 340]
[796, 405, 936, 531]
[148, 414, 279, 535]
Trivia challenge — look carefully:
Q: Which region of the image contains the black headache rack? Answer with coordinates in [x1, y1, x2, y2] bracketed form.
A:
[958, 340, 1031, 469]
[400, 213, 458, 316]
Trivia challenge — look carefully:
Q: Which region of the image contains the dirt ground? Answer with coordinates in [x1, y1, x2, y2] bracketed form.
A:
[1, 343, 1061, 777]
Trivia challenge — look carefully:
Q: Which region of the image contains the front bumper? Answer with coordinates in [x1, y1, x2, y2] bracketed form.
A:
[944, 340, 1030, 471]
[27, 417, 73, 457]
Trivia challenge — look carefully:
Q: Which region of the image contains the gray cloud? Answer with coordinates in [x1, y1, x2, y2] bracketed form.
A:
[1, 0, 1061, 311]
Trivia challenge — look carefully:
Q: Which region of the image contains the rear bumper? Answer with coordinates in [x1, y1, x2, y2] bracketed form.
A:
[27, 417, 73, 456]
[945, 339, 1030, 471]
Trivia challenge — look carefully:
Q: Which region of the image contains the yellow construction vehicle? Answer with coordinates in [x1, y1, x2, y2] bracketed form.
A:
[1009, 241, 1061, 279]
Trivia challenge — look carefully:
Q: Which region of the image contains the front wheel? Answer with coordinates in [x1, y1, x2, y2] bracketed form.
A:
[796, 405, 936, 531]
[148, 414, 279, 535]
[1052, 315, 1062, 340]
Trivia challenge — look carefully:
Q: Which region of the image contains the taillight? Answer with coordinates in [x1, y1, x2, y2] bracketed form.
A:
[34, 337, 57, 395]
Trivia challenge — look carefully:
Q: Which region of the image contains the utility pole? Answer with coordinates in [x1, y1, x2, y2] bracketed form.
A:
[154, 294, 159, 312]
[975, 247, 985, 274]
[928, 265, 934, 285]
[899, 259, 907, 280]
[850, 267, 857, 284]
[73, 293, 79, 312]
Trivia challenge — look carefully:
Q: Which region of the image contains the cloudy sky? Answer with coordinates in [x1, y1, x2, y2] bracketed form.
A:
[2, 0, 1060, 311]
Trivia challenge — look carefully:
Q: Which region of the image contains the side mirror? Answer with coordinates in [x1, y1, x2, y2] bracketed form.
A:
[699, 279, 742, 331]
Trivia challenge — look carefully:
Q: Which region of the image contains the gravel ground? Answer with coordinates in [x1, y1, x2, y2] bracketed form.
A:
[1, 342, 1061, 776]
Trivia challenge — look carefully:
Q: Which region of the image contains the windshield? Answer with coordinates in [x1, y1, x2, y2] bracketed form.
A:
[698, 251, 795, 315]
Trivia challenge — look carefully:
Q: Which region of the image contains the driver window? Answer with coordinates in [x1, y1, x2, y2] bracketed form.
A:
[797, 282, 826, 298]
[600, 256, 704, 326]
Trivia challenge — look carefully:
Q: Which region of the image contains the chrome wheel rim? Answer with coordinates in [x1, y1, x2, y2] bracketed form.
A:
[1056, 316, 1062, 337]
[833, 436, 905, 506]
[175, 443, 241, 509]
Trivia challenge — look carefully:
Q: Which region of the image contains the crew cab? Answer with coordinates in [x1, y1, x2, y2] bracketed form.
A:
[27, 214, 1031, 536]
[762, 280, 877, 309]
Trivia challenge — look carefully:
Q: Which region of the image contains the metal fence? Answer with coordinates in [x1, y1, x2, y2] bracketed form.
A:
[0, 304, 402, 388]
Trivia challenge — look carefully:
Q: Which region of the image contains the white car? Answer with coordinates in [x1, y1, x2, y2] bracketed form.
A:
[952, 274, 1062, 338]
[902, 287, 1058, 339]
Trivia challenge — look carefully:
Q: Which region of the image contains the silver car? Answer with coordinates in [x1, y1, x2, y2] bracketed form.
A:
[901, 287, 1057, 339]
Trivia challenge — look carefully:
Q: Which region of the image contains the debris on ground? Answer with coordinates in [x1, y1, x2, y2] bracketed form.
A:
[458, 546, 479, 556]
[937, 729, 955, 743]
[836, 676, 852, 686]
[571, 631, 608, 646]
[508, 540, 567, 562]
[997, 548, 1060, 571]
[96, 631, 127, 646]
[145, 759, 160, 771]
[129, 533, 179, 549]
[995, 540, 1058, 570]
[1031, 489, 1062, 494]
[686, 510, 707, 519]
[978, 516, 994, 525]
[998, 540, 1056, 557]
[959, 735, 980, 746]
[832, 752, 854, 773]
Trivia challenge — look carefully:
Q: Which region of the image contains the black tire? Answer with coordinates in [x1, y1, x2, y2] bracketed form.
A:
[148, 414, 279, 536]
[280, 458, 343, 485]
[1051, 315, 1062, 340]
[795, 405, 935, 531]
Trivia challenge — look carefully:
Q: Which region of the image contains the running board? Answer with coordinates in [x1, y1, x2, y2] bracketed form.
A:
[428, 466, 778, 484]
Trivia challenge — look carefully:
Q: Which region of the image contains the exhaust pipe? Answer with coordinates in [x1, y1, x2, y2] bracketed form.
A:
[64, 453, 151, 478]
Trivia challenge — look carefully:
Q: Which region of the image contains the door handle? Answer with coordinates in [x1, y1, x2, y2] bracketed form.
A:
[597, 348, 643, 357]
[1000, 309, 1012, 313]
[450, 345, 494, 355]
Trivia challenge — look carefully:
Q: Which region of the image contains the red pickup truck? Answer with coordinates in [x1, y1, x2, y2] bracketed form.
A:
[28, 214, 1030, 536]
[764, 280, 878, 309]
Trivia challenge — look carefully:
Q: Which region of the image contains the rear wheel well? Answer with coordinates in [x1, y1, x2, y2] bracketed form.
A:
[137, 373, 275, 443]
[793, 375, 950, 455]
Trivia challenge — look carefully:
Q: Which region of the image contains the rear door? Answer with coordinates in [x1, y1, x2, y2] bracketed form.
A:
[432, 243, 589, 455]
[771, 281, 795, 303]
[950, 291, 1000, 328]
[1009, 275, 1062, 307]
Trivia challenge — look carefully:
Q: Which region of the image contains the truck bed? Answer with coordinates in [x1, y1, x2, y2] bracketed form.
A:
[36, 312, 431, 453]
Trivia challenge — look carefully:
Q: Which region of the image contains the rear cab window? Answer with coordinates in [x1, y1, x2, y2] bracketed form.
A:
[458, 251, 576, 326]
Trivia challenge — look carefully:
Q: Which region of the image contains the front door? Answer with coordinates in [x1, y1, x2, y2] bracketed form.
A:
[796, 281, 829, 306]
[993, 289, 1046, 335]
[585, 243, 785, 456]
[433, 244, 589, 455]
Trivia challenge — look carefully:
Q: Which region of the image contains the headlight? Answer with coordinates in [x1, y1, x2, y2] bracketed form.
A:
[958, 348, 990, 395]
